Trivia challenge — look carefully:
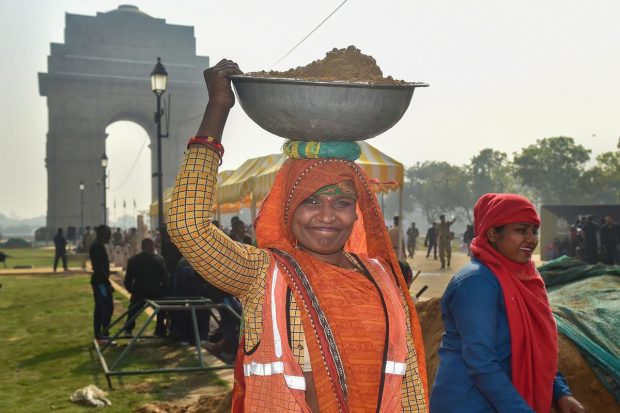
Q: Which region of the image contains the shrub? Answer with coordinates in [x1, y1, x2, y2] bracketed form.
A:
[1, 238, 31, 248]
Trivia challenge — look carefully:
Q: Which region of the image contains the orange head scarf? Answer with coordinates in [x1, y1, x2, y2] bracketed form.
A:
[470, 193, 558, 413]
[256, 158, 395, 263]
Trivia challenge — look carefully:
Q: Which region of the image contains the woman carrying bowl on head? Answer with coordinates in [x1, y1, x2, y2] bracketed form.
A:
[429, 193, 585, 413]
[167, 59, 428, 412]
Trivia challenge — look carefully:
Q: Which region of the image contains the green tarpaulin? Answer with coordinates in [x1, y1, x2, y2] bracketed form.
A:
[538, 256, 620, 402]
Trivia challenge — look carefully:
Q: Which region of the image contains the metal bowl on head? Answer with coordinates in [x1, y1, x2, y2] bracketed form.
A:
[230, 75, 429, 141]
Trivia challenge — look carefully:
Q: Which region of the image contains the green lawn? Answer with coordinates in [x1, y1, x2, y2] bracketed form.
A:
[0, 247, 85, 269]
[0, 274, 226, 412]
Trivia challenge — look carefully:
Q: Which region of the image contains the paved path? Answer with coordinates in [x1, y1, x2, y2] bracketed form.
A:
[407, 250, 542, 301]
[0, 266, 90, 276]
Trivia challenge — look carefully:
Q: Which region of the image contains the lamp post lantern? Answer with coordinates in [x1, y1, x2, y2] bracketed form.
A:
[101, 153, 108, 225]
[150, 57, 168, 232]
[79, 180, 85, 231]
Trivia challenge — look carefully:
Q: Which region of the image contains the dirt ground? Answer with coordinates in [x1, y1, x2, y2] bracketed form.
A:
[134, 389, 232, 413]
[405, 250, 470, 300]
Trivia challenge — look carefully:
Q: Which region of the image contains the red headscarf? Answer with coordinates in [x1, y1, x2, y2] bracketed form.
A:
[470, 193, 558, 413]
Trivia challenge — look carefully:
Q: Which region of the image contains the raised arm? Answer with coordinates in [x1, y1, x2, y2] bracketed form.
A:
[167, 60, 269, 299]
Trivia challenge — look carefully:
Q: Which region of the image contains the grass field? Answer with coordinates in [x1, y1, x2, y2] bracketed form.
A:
[0, 247, 85, 269]
[0, 274, 226, 412]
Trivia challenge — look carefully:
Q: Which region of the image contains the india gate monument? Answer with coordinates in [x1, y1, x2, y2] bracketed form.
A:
[39, 5, 209, 229]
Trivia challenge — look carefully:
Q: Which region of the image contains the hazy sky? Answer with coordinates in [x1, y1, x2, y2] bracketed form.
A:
[1, 0, 619, 218]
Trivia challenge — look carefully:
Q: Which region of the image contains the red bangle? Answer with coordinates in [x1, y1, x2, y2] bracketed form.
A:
[187, 136, 225, 160]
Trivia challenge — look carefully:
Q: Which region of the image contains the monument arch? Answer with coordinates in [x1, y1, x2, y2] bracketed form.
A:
[39, 5, 209, 229]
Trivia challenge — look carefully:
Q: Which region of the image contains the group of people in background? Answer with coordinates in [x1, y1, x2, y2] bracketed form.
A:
[84, 226, 142, 270]
[389, 215, 458, 269]
[83, 216, 255, 364]
[547, 214, 620, 265]
[393, 211, 620, 268]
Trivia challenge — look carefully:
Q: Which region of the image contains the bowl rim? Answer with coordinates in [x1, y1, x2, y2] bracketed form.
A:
[230, 74, 429, 89]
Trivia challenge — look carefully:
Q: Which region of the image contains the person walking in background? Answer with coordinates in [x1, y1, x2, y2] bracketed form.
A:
[53, 228, 68, 272]
[388, 215, 406, 259]
[437, 215, 457, 268]
[81, 226, 94, 251]
[169, 257, 212, 345]
[581, 215, 599, 264]
[125, 227, 138, 256]
[463, 224, 475, 256]
[568, 224, 578, 257]
[89, 225, 113, 342]
[425, 222, 438, 259]
[600, 216, 618, 265]
[123, 238, 171, 337]
[160, 226, 184, 275]
[430, 193, 584, 413]
[80, 226, 95, 269]
[407, 222, 420, 258]
[229, 218, 253, 245]
[112, 227, 124, 247]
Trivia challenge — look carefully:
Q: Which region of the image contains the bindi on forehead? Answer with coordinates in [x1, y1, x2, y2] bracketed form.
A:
[313, 180, 357, 200]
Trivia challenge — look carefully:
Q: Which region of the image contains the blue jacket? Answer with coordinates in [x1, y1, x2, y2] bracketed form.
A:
[430, 260, 571, 413]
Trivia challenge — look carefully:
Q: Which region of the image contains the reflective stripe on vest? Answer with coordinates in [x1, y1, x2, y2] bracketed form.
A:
[243, 361, 307, 391]
[285, 374, 307, 390]
[385, 360, 407, 375]
[244, 361, 284, 376]
[270, 265, 283, 358]
[242, 265, 308, 392]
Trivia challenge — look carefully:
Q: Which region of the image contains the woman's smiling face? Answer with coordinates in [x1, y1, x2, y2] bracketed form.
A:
[487, 222, 539, 264]
[291, 192, 357, 263]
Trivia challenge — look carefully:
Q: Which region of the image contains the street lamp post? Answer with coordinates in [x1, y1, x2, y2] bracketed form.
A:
[150, 57, 168, 232]
[79, 180, 85, 231]
[101, 153, 108, 225]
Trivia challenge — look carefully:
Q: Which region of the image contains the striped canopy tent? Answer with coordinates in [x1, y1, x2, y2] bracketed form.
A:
[150, 169, 237, 225]
[217, 154, 286, 221]
[356, 141, 404, 191]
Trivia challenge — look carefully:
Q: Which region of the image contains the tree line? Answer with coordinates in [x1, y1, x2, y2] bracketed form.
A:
[401, 136, 620, 224]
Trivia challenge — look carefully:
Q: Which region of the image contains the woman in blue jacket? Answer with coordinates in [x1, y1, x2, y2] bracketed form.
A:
[430, 193, 585, 413]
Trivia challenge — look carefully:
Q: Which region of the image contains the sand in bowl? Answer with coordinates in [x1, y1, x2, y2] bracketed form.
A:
[248, 45, 406, 84]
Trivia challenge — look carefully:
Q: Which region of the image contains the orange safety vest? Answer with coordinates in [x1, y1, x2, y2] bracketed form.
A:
[232, 251, 409, 413]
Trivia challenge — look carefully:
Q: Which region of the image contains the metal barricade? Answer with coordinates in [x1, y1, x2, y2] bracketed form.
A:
[93, 297, 240, 388]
